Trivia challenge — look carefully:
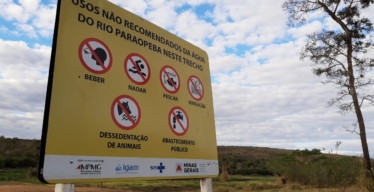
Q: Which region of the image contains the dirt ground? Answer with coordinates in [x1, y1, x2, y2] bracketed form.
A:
[0, 185, 200, 192]
[0, 185, 129, 192]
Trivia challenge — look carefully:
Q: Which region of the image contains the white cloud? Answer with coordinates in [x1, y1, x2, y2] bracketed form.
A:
[0, 2, 28, 22]
[18, 0, 40, 13]
[0, 0, 56, 38]
[0, 25, 20, 36]
[324, 17, 341, 31]
[209, 54, 248, 74]
[31, 3, 56, 37]
[0, 39, 50, 138]
[0, 26, 8, 33]
[362, 3, 374, 22]
[288, 20, 323, 39]
[108, 0, 148, 17]
[15, 23, 38, 38]
[173, 10, 217, 41]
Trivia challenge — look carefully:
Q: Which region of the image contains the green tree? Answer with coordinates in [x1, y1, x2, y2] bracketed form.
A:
[282, 0, 374, 175]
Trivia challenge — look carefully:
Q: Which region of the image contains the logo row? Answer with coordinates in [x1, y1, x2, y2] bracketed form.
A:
[79, 37, 204, 101]
[75, 162, 206, 175]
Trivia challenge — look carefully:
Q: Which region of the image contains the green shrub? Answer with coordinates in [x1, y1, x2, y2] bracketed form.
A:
[267, 148, 361, 188]
[235, 168, 273, 176]
[245, 183, 281, 190]
[356, 167, 374, 192]
[26, 167, 38, 178]
[4, 158, 18, 168]
[17, 158, 37, 168]
[3, 158, 37, 168]
[0, 156, 5, 169]
[288, 184, 302, 190]
[214, 186, 231, 192]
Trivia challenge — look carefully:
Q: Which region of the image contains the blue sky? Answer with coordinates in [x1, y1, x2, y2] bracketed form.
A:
[0, 0, 374, 156]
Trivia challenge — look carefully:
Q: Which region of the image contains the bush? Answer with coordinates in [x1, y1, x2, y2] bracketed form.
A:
[276, 176, 287, 185]
[286, 184, 302, 190]
[245, 183, 281, 190]
[0, 156, 5, 169]
[356, 168, 374, 192]
[17, 158, 37, 168]
[3, 158, 37, 168]
[267, 149, 361, 188]
[4, 158, 18, 168]
[236, 168, 273, 176]
[213, 186, 231, 192]
[26, 167, 38, 178]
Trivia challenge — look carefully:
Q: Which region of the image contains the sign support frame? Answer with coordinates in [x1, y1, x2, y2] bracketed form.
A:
[38, 0, 218, 186]
[38, 0, 62, 184]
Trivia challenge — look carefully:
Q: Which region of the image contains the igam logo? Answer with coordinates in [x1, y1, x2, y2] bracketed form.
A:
[115, 164, 122, 171]
[123, 165, 139, 172]
[116, 164, 139, 173]
[76, 164, 101, 170]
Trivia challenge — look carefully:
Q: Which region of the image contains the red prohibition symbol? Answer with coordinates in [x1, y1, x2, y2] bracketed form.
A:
[168, 106, 189, 136]
[187, 75, 204, 101]
[78, 38, 113, 74]
[124, 53, 151, 85]
[160, 65, 180, 94]
[111, 95, 141, 130]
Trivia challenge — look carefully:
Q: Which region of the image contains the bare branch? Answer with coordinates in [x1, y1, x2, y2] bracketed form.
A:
[344, 125, 360, 135]
[363, 95, 374, 105]
[339, 101, 354, 114]
[324, 56, 349, 74]
[355, 78, 373, 89]
[345, 121, 362, 135]
[282, 0, 322, 27]
[327, 89, 351, 107]
[360, 96, 365, 107]
[334, 0, 341, 14]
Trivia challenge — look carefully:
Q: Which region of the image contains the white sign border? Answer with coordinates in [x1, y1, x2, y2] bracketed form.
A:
[41, 155, 219, 181]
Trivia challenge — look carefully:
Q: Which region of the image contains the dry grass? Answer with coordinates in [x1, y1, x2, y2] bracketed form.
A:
[220, 161, 230, 182]
[217, 146, 293, 161]
[355, 168, 374, 192]
[276, 176, 287, 185]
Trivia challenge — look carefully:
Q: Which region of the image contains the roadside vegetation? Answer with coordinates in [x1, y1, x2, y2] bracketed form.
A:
[1, 136, 373, 191]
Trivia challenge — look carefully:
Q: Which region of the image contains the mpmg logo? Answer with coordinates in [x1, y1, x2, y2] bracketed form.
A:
[76, 164, 101, 170]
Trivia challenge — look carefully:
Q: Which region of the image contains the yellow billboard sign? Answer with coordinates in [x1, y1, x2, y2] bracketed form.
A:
[38, 0, 218, 183]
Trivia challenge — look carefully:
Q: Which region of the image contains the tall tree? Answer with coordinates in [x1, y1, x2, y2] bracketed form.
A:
[282, 0, 374, 175]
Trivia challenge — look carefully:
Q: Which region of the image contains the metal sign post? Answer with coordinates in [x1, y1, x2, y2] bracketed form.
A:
[55, 184, 74, 192]
[200, 178, 213, 192]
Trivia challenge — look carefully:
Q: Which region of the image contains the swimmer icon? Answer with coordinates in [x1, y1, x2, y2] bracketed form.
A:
[124, 53, 151, 85]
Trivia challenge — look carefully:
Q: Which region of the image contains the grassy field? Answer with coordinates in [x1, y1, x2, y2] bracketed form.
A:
[0, 169, 363, 192]
[0, 169, 40, 184]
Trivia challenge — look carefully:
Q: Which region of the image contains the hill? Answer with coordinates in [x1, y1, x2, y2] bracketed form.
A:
[218, 146, 293, 160]
[0, 136, 303, 176]
[0, 136, 40, 168]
